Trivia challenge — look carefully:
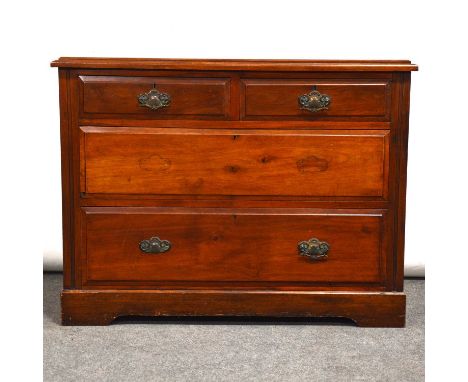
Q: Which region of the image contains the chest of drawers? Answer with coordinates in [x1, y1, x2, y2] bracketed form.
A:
[51, 58, 417, 326]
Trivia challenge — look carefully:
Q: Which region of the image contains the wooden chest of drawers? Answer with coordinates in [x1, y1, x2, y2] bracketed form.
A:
[51, 58, 417, 327]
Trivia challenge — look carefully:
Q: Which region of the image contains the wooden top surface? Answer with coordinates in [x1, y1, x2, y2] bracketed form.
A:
[51, 57, 418, 72]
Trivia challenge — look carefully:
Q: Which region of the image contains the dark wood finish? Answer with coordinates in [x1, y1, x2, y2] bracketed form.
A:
[241, 79, 390, 120]
[53, 57, 416, 327]
[62, 290, 406, 327]
[82, 207, 386, 286]
[394, 73, 412, 291]
[80, 75, 231, 119]
[81, 127, 389, 197]
[51, 57, 418, 72]
[78, 119, 392, 130]
[58, 69, 73, 288]
[69, 74, 83, 288]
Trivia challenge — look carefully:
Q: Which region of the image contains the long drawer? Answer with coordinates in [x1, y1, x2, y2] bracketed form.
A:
[80, 127, 389, 198]
[82, 207, 387, 287]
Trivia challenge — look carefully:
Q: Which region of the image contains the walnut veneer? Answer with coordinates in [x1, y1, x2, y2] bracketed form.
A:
[51, 58, 417, 326]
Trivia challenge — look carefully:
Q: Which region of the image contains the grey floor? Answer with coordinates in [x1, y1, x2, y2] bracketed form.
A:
[44, 274, 424, 382]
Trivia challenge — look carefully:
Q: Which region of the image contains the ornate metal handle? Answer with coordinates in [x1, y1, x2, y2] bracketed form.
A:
[298, 238, 330, 260]
[139, 236, 171, 254]
[137, 86, 171, 110]
[298, 86, 331, 112]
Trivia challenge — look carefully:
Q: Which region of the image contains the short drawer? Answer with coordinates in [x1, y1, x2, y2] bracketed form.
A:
[79, 75, 231, 119]
[81, 127, 389, 198]
[241, 79, 391, 120]
[82, 207, 387, 286]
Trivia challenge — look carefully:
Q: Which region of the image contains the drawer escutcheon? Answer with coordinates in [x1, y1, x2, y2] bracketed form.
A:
[298, 86, 331, 113]
[298, 238, 330, 260]
[139, 236, 172, 254]
[137, 86, 171, 110]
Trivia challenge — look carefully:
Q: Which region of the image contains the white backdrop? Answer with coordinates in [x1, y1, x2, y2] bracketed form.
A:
[25, 0, 467, 276]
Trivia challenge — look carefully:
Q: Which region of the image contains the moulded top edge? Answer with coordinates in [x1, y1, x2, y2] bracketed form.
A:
[50, 57, 418, 72]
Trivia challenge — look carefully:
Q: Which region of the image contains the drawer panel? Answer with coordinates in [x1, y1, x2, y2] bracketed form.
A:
[241, 79, 390, 120]
[79, 76, 231, 119]
[82, 208, 386, 286]
[81, 127, 389, 198]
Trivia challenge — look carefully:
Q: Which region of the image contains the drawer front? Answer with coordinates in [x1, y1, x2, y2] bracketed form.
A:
[82, 208, 386, 286]
[81, 127, 389, 198]
[80, 76, 231, 119]
[241, 79, 391, 120]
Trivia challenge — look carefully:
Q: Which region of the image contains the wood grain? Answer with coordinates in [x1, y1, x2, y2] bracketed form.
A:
[393, 72, 412, 291]
[81, 127, 389, 198]
[52, 58, 416, 327]
[82, 207, 386, 286]
[51, 57, 418, 72]
[58, 69, 73, 288]
[80, 76, 231, 119]
[62, 289, 406, 327]
[77, 118, 392, 130]
[241, 79, 390, 120]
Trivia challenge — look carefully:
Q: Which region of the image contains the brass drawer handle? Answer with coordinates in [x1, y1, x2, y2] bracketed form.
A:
[298, 86, 331, 112]
[298, 237, 330, 260]
[139, 236, 171, 254]
[137, 86, 171, 110]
